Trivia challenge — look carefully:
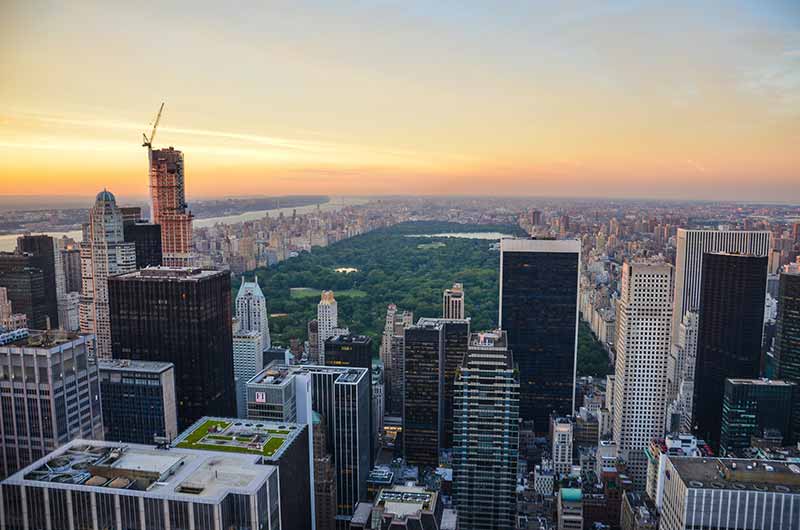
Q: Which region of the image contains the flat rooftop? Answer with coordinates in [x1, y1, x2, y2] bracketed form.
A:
[172, 417, 302, 460]
[5, 439, 276, 503]
[328, 333, 371, 345]
[247, 361, 368, 386]
[113, 267, 223, 281]
[469, 330, 508, 349]
[0, 328, 85, 349]
[669, 456, 800, 494]
[727, 377, 796, 387]
[98, 359, 174, 374]
[376, 486, 438, 517]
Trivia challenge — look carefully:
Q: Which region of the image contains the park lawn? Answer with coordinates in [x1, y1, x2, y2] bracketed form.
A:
[417, 242, 446, 249]
[290, 287, 366, 299]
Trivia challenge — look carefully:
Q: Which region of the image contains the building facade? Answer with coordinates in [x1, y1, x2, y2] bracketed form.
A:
[692, 253, 768, 450]
[233, 330, 264, 418]
[123, 220, 163, 268]
[235, 277, 271, 350]
[500, 238, 580, 432]
[0, 329, 103, 479]
[317, 290, 338, 364]
[452, 330, 519, 530]
[443, 282, 465, 320]
[552, 417, 574, 475]
[613, 261, 673, 489]
[79, 190, 136, 358]
[0, 253, 52, 331]
[15, 235, 60, 329]
[98, 359, 178, 445]
[776, 272, 800, 440]
[719, 378, 795, 455]
[148, 147, 193, 267]
[108, 267, 235, 429]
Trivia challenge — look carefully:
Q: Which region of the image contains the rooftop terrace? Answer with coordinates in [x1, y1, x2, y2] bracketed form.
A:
[172, 417, 301, 459]
[669, 456, 800, 494]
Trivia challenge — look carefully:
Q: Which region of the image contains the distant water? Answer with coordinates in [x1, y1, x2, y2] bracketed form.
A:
[405, 232, 512, 240]
[0, 196, 370, 251]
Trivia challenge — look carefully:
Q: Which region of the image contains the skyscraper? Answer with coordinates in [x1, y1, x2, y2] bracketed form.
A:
[317, 290, 338, 363]
[671, 229, 771, 346]
[404, 319, 444, 467]
[666, 311, 699, 433]
[98, 359, 178, 445]
[0, 260, 46, 329]
[379, 304, 413, 416]
[148, 147, 193, 266]
[443, 282, 465, 319]
[232, 329, 263, 418]
[0, 329, 103, 479]
[774, 272, 800, 440]
[500, 238, 580, 432]
[0, 287, 26, 330]
[108, 267, 235, 429]
[613, 260, 673, 488]
[552, 417, 574, 475]
[692, 252, 767, 450]
[78, 190, 136, 358]
[719, 378, 795, 455]
[453, 330, 519, 530]
[307, 318, 320, 361]
[16, 235, 60, 328]
[235, 276, 271, 350]
[123, 219, 163, 268]
[439, 318, 470, 448]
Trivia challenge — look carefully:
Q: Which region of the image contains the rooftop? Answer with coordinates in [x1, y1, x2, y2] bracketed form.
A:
[560, 488, 583, 502]
[376, 485, 438, 518]
[727, 377, 796, 387]
[469, 330, 507, 349]
[5, 439, 276, 503]
[668, 456, 800, 494]
[247, 361, 368, 387]
[113, 267, 223, 281]
[98, 359, 174, 374]
[0, 328, 86, 349]
[172, 417, 302, 460]
[328, 333, 371, 346]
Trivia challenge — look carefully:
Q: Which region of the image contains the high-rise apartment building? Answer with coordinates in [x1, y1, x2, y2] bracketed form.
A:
[236, 276, 271, 350]
[233, 329, 263, 418]
[0, 438, 283, 530]
[613, 260, 673, 488]
[775, 272, 800, 440]
[60, 243, 82, 294]
[659, 456, 800, 530]
[108, 267, 235, 429]
[552, 417, 574, 475]
[15, 235, 60, 328]
[0, 329, 103, 479]
[666, 311, 699, 433]
[404, 319, 444, 467]
[123, 219, 163, 268]
[247, 362, 370, 527]
[97, 359, 178, 445]
[671, 229, 771, 346]
[453, 330, 519, 530]
[379, 304, 413, 416]
[719, 378, 795, 455]
[500, 238, 580, 432]
[692, 253, 767, 450]
[0, 253, 51, 330]
[148, 147, 193, 266]
[443, 282, 465, 319]
[317, 290, 338, 363]
[79, 190, 136, 358]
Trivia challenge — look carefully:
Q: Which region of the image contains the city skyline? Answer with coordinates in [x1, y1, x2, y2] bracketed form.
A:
[2, 1, 799, 201]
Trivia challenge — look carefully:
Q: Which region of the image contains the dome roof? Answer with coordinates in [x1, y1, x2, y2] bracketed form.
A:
[95, 189, 116, 203]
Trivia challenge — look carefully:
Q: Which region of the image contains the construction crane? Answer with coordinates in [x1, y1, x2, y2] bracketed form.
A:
[142, 102, 165, 150]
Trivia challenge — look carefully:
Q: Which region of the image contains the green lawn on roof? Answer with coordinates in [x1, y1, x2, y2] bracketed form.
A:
[181, 419, 231, 445]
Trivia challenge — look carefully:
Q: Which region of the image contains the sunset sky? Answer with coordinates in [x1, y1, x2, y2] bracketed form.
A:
[1, 1, 799, 201]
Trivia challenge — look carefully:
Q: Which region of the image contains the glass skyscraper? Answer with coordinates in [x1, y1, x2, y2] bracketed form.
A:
[500, 238, 580, 432]
[776, 272, 800, 440]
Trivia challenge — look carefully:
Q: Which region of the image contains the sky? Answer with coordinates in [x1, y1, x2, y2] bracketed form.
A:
[1, 0, 799, 202]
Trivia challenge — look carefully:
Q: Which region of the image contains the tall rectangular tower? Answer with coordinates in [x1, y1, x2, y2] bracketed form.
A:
[453, 330, 519, 530]
[149, 147, 193, 267]
[692, 253, 767, 450]
[317, 290, 338, 363]
[500, 238, 580, 432]
[443, 282, 465, 319]
[15, 235, 60, 328]
[108, 267, 235, 429]
[776, 272, 800, 440]
[612, 260, 673, 488]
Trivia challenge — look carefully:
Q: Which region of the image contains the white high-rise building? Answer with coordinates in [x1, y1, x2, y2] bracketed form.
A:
[666, 311, 699, 433]
[552, 417, 574, 475]
[317, 290, 338, 363]
[79, 190, 136, 358]
[443, 282, 465, 319]
[233, 330, 264, 418]
[613, 260, 673, 488]
[235, 276, 271, 350]
[671, 229, 771, 345]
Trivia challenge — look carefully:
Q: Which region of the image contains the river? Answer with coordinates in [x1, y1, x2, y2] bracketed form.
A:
[0, 196, 370, 251]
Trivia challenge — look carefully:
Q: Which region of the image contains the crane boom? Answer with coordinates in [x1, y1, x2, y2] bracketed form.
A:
[142, 102, 165, 148]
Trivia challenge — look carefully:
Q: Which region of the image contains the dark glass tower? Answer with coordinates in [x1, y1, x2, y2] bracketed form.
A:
[499, 239, 580, 432]
[0, 249, 57, 329]
[108, 267, 235, 429]
[404, 319, 443, 467]
[720, 378, 795, 455]
[16, 235, 59, 327]
[440, 318, 469, 448]
[692, 252, 767, 450]
[776, 272, 800, 441]
[123, 220, 163, 268]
